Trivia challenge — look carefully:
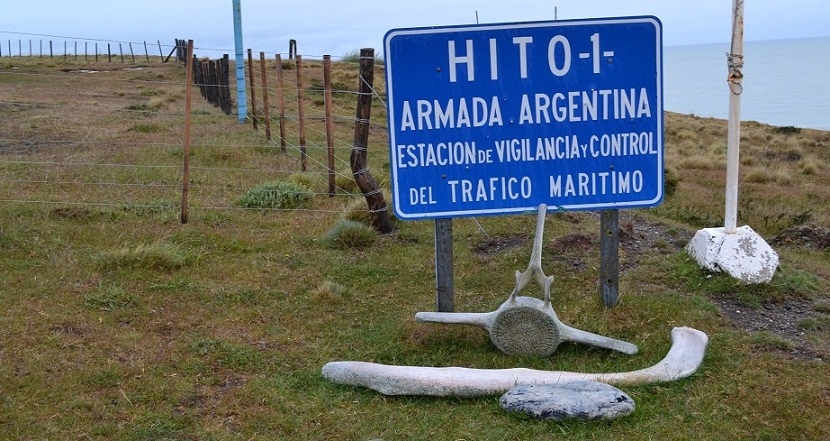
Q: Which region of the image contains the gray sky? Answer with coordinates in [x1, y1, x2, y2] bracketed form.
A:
[2, 1, 829, 59]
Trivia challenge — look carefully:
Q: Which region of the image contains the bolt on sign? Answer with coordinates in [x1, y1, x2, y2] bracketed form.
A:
[384, 16, 664, 220]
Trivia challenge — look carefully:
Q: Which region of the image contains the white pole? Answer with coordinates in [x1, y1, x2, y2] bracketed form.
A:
[724, 0, 744, 234]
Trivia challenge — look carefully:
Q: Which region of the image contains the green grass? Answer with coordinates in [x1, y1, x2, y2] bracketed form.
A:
[323, 219, 378, 249]
[95, 241, 192, 271]
[237, 181, 314, 209]
[0, 55, 828, 440]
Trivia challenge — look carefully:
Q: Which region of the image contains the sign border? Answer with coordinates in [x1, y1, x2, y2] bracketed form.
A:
[384, 16, 664, 220]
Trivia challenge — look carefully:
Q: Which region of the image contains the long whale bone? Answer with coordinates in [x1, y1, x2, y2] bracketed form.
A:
[321, 326, 708, 397]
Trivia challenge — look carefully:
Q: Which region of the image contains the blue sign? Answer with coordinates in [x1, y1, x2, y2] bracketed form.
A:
[384, 16, 664, 220]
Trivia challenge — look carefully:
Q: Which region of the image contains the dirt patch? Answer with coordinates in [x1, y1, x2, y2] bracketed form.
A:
[51, 207, 92, 219]
[710, 296, 827, 361]
[617, 212, 692, 270]
[471, 235, 526, 257]
[547, 233, 595, 254]
[771, 223, 830, 250]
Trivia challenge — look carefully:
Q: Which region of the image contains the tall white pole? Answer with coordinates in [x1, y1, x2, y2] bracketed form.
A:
[724, 0, 744, 233]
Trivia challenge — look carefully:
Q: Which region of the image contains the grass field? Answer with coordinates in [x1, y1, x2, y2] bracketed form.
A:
[1, 55, 828, 440]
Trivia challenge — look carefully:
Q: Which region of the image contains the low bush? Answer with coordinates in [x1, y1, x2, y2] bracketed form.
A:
[238, 181, 314, 209]
[323, 219, 377, 249]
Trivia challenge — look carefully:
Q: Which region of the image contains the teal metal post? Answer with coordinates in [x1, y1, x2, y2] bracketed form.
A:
[232, 0, 247, 123]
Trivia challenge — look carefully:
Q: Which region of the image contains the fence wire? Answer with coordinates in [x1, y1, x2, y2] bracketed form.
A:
[0, 35, 390, 218]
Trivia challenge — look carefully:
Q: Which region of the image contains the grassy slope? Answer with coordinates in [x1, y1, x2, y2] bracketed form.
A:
[0, 57, 828, 440]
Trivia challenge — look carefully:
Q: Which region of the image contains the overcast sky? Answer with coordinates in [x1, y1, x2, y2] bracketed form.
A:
[2, 1, 829, 59]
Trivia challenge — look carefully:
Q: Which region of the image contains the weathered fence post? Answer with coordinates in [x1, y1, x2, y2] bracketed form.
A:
[208, 60, 218, 106]
[221, 54, 233, 114]
[275, 54, 287, 151]
[119, 43, 124, 63]
[144, 41, 149, 62]
[247, 49, 258, 130]
[107, 43, 112, 62]
[323, 54, 335, 196]
[129, 42, 135, 63]
[259, 51, 272, 141]
[193, 59, 204, 99]
[296, 54, 307, 170]
[350, 48, 393, 234]
[181, 40, 194, 224]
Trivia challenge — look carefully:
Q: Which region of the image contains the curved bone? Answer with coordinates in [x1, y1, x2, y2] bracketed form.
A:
[321, 327, 707, 397]
[415, 296, 638, 355]
[509, 204, 552, 304]
[415, 203, 638, 356]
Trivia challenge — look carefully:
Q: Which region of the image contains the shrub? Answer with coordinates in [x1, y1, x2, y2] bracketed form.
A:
[287, 173, 319, 191]
[96, 242, 190, 271]
[323, 220, 377, 249]
[342, 192, 397, 226]
[335, 175, 359, 194]
[83, 284, 138, 310]
[771, 125, 801, 135]
[238, 181, 313, 209]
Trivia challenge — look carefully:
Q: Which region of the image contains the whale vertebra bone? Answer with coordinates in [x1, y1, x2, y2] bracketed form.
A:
[416, 204, 637, 356]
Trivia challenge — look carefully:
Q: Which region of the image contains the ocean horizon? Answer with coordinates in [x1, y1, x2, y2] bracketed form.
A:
[664, 36, 829, 131]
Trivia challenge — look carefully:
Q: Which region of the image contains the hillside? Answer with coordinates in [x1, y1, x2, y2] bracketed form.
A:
[1, 55, 828, 440]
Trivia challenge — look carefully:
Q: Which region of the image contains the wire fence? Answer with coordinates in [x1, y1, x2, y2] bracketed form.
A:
[0, 31, 390, 220]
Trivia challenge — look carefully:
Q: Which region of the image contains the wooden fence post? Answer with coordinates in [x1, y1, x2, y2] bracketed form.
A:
[181, 40, 194, 224]
[324, 54, 335, 196]
[208, 60, 218, 106]
[107, 43, 112, 62]
[247, 48, 258, 130]
[296, 54, 306, 171]
[129, 42, 135, 63]
[119, 43, 124, 63]
[275, 54, 287, 152]
[259, 51, 272, 141]
[144, 41, 149, 62]
[350, 48, 393, 234]
[193, 59, 204, 99]
[221, 54, 233, 114]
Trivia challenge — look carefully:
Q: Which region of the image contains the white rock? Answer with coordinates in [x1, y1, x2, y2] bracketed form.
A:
[687, 226, 779, 283]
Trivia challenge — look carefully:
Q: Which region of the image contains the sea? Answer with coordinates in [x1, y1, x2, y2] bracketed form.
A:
[663, 36, 830, 131]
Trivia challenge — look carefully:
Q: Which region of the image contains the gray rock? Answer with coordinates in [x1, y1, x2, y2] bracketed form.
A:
[499, 381, 635, 421]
